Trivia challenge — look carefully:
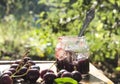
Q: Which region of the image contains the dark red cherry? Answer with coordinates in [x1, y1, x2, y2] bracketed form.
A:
[2, 70, 12, 76]
[43, 72, 56, 84]
[9, 68, 16, 74]
[40, 69, 54, 79]
[61, 71, 72, 78]
[72, 70, 82, 82]
[57, 69, 67, 78]
[30, 65, 40, 71]
[10, 64, 19, 69]
[26, 69, 40, 83]
[0, 74, 13, 84]
[23, 57, 31, 63]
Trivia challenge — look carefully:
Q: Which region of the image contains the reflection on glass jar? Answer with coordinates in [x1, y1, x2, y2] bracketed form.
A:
[55, 36, 90, 75]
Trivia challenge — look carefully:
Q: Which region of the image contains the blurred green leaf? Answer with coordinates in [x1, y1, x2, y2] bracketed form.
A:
[117, 1, 120, 6]
[116, 67, 120, 71]
[62, 0, 70, 3]
[54, 77, 78, 84]
[109, 0, 115, 4]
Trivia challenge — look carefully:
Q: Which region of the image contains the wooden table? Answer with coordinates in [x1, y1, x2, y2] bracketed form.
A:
[0, 61, 114, 84]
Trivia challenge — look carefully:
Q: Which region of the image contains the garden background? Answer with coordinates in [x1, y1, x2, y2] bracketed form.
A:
[0, 0, 120, 83]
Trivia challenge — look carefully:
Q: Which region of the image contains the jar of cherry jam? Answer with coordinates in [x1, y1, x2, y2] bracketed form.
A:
[55, 36, 90, 75]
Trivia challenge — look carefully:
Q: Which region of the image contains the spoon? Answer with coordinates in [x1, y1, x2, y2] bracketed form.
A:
[78, 7, 95, 37]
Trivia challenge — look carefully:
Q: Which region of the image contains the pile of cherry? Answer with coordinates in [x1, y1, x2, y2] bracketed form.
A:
[0, 56, 82, 84]
[0, 57, 40, 84]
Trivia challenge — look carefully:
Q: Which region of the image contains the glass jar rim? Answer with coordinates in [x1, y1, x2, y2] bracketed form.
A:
[58, 36, 85, 40]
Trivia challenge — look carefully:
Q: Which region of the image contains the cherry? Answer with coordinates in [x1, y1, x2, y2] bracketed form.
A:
[14, 60, 22, 64]
[43, 72, 56, 84]
[23, 57, 31, 63]
[40, 69, 54, 79]
[16, 66, 27, 76]
[30, 65, 40, 71]
[9, 68, 16, 74]
[26, 69, 40, 83]
[72, 70, 82, 82]
[61, 71, 72, 78]
[57, 69, 67, 78]
[10, 64, 19, 69]
[0, 74, 13, 84]
[2, 70, 12, 76]
[27, 60, 36, 65]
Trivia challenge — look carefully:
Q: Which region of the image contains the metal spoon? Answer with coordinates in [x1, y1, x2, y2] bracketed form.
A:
[78, 7, 95, 37]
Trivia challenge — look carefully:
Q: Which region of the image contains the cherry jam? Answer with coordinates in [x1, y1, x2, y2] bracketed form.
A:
[75, 59, 89, 74]
[55, 36, 90, 74]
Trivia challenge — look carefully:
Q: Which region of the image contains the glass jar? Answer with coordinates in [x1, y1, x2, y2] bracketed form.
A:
[55, 36, 90, 75]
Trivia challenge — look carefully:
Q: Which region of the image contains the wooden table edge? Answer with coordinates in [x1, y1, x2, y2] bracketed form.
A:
[89, 63, 114, 84]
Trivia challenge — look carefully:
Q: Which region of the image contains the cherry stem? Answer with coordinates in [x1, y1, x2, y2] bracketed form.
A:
[10, 50, 30, 78]
[12, 67, 30, 78]
[10, 63, 29, 78]
[48, 61, 57, 70]
[21, 49, 30, 61]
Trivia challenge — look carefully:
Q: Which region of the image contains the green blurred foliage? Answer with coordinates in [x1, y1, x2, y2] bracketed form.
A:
[0, 0, 120, 67]
[38, 0, 120, 63]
